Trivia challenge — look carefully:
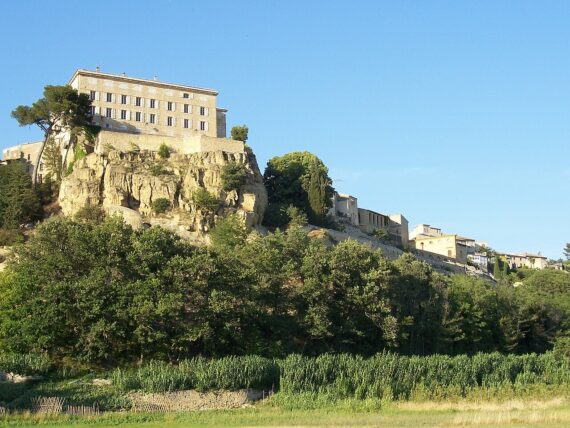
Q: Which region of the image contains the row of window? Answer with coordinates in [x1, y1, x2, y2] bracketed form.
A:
[96, 107, 208, 130]
[89, 91, 209, 115]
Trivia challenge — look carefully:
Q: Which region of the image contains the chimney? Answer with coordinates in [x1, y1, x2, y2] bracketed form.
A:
[95, 66, 100, 72]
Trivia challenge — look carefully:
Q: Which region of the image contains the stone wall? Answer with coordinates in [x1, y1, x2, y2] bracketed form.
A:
[95, 130, 244, 156]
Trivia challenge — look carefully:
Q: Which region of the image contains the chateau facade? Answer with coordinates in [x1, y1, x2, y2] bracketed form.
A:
[69, 68, 227, 138]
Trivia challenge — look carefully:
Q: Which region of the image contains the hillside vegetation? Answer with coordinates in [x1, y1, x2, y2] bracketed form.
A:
[0, 215, 569, 367]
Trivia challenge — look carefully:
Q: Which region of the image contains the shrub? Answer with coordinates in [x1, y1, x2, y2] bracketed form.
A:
[0, 229, 24, 246]
[149, 164, 169, 176]
[192, 188, 219, 212]
[152, 198, 171, 214]
[158, 143, 170, 159]
[221, 162, 248, 191]
[74, 205, 106, 223]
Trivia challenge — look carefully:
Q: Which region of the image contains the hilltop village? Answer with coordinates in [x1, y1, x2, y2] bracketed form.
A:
[1, 68, 562, 277]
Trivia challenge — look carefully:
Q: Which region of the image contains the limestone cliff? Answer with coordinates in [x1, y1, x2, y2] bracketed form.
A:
[59, 147, 267, 242]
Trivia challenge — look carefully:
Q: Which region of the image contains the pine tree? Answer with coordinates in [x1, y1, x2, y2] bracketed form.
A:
[564, 243, 570, 260]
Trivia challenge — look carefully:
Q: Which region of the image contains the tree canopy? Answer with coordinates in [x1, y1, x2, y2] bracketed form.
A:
[11, 85, 92, 184]
[263, 152, 334, 227]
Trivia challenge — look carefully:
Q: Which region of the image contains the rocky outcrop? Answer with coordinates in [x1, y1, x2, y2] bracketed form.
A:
[59, 147, 267, 242]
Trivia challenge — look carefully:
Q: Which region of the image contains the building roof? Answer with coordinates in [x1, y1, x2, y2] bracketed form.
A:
[499, 252, 547, 259]
[69, 69, 219, 96]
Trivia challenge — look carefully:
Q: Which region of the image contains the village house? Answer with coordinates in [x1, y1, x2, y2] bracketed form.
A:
[412, 234, 469, 264]
[357, 208, 409, 248]
[500, 252, 548, 270]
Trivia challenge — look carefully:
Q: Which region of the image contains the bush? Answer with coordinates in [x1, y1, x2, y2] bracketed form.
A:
[74, 205, 106, 223]
[158, 143, 170, 159]
[149, 164, 171, 176]
[0, 229, 24, 246]
[192, 188, 219, 212]
[221, 162, 248, 191]
[152, 198, 171, 214]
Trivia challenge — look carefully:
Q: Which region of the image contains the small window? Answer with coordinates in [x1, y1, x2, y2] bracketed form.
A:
[121, 95, 127, 104]
[150, 99, 156, 108]
[199, 106, 206, 116]
[149, 113, 156, 124]
[90, 106, 96, 115]
[89, 90, 96, 101]
[120, 109, 127, 120]
[200, 121, 206, 131]
[184, 118, 189, 128]
[167, 116, 173, 126]
[106, 107, 112, 118]
[183, 93, 189, 98]
[167, 101, 173, 111]
[135, 112, 142, 122]
[183, 104, 190, 113]
[106, 93, 113, 103]
[135, 97, 142, 107]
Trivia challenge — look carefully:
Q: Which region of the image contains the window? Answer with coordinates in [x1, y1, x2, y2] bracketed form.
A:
[120, 109, 127, 120]
[149, 114, 156, 124]
[167, 116, 173, 126]
[135, 112, 142, 122]
[106, 108, 112, 118]
[121, 95, 127, 104]
[106, 93, 113, 102]
[167, 101, 173, 111]
[199, 106, 206, 116]
[89, 106, 96, 115]
[183, 93, 189, 98]
[184, 118, 189, 128]
[200, 121, 206, 131]
[135, 97, 142, 107]
[89, 90, 96, 101]
[183, 104, 190, 113]
[150, 99, 156, 108]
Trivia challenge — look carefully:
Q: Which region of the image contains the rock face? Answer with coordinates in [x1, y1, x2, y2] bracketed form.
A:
[59, 147, 267, 242]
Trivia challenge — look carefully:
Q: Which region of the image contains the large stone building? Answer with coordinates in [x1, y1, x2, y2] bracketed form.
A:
[69, 68, 227, 138]
[1, 141, 46, 179]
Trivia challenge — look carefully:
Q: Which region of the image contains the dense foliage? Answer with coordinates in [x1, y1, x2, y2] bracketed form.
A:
[0, 162, 42, 229]
[0, 217, 568, 367]
[263, 152, 334, 227]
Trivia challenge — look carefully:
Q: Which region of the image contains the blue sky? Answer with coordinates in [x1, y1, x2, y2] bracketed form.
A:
[0, 1, 568, 259]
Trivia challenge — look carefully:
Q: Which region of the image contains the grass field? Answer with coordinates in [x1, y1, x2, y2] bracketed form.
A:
[2, 398, 570, 428]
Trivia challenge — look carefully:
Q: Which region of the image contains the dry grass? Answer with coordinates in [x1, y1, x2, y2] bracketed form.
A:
[396, 397, 567, 411]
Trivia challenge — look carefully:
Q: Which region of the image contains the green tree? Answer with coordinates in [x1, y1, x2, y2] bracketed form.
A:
[230, 125, 249, 142]
[221, 162, 248, 191]
[263, 152, 334, 227]
[0, 162, 42, 229]
[210, 214, 249, 251]
[11, 85, 92, 185]
[564, 243, 570, 260]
